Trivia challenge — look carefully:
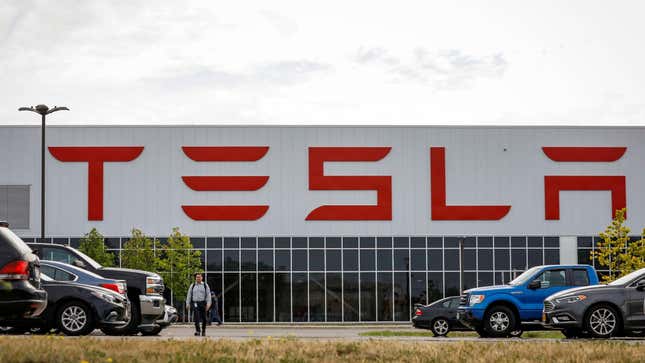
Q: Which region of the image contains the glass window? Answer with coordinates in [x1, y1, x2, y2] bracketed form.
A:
[442, 299, 452, 308]
[275, 250, 290, 271]
[478, 236, 493, 248]
[326, 250, 341, 271]
[309, 237, 324, 248]
[103, 237, 119, 249]
[511, 236, 526, 248]
[478, 249, 493, 270]
[528, 249, 543, 267]
[494, 249, 510, 270]
[292, 273, 308, 322]
[309, 273, 325, 321]
[394, 237, 410, 248]
[411, 250, 426, 271]
[224, 237, 239, 249]
[444, 249, 459, 270]
[360, 272, 376, 321]
[224, 250, 239, 271]
[428, 237, 442, 248]
[326, 237, 341, 248]
[494, 236, 509, 248]
[445, 272, 460, 296]
[275, 273, 291, 322]
[449, 297, 461, 308]
[206, 250, 222, 271]
[377, 272, 393, 321]
[343, 237, 358, 248]
[444, 237, 459, 248]
[377, 249, 393, 271]
[377, 237, 392, 248]
[207, 237, 222, 249]
[577, 249, 592, 265]
[343, 249, 358, 271]
[241, 237, 256, 249]
[411, 272, 427, 306]
[258, 237, 273, 249]
[572, 269, 590, 286]
[544, 236, 559, 248]
[478, 272, 493, 287]
[275, 237, 290, 248]
[464, 249, 476, 270]
[343, 273, 359, 321]
[394, 249, 409, 270]
[292, 237, 307, 248]
[544, 249, 560, 264]
[40, 265, 55, 279]
[241, 273, 256, 322]
[360, 237, 375, 248]
[258, 250, 273, 271]
[463, 237, 476, 248]
[535, 269, 566, 288]
[428, 272, 443, 302]
[463, 272, 477, 291]
[257, 273, 273, 322]
[528, 236, 543, 248]
[241, 250, 256, 271]
[309, 250, 324, 271]
[411, 237, 425, 248]
[326, 273, 342, 322]
[292, 250, 308, 271]
[360, 250, 375, 271]
[223, 273, 240, 322]
[428, 250, 442, 270]
[393, 272, 410, 321]
[42, 265, 75, 281]
[511, 249, 527, 270]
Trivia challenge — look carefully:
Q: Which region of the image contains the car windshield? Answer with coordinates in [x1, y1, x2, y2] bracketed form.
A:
[608, 269, 645, 286]
[73, 248, 103, 270]
[508, 266, 542, 286]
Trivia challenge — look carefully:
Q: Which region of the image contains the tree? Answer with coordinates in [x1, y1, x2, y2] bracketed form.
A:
[121, 228, 158, 271]
[156, 227, 202, 304]
[592, 208, 645, 282]
[78, 228, 115, 267]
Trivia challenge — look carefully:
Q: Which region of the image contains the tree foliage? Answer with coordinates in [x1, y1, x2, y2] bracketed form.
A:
[156, 227, 202, 303]
[121, 228, 158, 271]
[78, 228, 115, 267]
[592, 208, 645, 282]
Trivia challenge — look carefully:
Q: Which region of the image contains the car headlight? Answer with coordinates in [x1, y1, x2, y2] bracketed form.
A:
[91, 291, 119, 304]
[146, 276, 164, 295]
[554, 295, 587, 304]
[469, 295, 485, 306]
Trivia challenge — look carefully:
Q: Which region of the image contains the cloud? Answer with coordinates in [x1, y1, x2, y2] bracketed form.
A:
[143, 60, 332, 91]
[259, 10, 299, 37]
[355, 47, 508, 90]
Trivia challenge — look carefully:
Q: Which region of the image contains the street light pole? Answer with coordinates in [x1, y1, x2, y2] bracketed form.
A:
[18, 105, 69, 241]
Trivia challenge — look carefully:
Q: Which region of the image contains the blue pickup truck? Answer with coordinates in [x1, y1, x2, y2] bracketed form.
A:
[457, 265, 599, 337]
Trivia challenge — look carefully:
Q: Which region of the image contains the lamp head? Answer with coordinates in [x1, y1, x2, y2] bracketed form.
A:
[35, 104, 49, 114]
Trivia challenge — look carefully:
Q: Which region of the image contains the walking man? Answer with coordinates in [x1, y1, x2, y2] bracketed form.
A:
[186, 273, 211, 336]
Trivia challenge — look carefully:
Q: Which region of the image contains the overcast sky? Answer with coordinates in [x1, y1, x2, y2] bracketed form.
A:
[1, 0, 645, 126]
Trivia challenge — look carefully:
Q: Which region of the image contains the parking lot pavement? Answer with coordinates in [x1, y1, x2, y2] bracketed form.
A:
[84, 325, 644, 343]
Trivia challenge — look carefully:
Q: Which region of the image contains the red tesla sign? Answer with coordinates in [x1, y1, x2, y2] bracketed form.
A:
[49, 145, 627, 222]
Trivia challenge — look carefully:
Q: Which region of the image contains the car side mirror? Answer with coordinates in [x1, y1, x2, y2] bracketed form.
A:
[528, 279, 541, 290]
[72, 259, 85, 268]
[637, 280, 645, 291]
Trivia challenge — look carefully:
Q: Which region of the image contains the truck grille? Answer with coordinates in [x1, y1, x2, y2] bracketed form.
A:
[544, 300, 555, 312]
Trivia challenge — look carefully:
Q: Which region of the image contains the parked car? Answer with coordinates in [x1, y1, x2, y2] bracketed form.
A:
[412, 296, 469, 336]
[0, 222, 47, 321]
[40, 260, 127, 296]
[543, 267, 645, 338]
[2, 272, 129, 335]
[458, 265, 599, 337]
[150, 305, 178, 336]
[28, 243, 164, 335]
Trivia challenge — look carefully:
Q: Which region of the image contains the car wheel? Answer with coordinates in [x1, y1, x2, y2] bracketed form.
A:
[431, 318, 450, 337]
[585, 304, 620, 339]
[101, 297, 141, 336]
[140, 326, 162, 336]
[483, 306, 516, 338]
[57, 301, 95, 336]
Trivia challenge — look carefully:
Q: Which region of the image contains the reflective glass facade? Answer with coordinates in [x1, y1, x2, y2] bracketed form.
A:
[23, 235, 561, 322]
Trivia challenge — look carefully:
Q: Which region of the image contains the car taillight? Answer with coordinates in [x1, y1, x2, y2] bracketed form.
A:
[415, 308, 423, 316]
[101, 283, 126, 295]
[0, 260, 29, 280]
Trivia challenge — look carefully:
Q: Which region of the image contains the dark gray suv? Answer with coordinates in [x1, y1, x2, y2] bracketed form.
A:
[543, 268, 645, 338]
